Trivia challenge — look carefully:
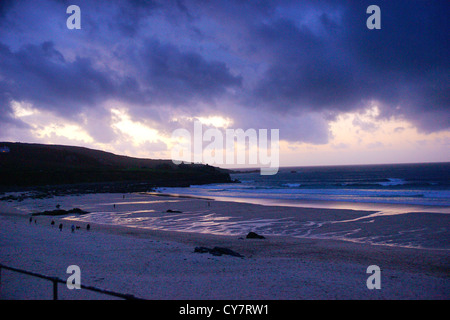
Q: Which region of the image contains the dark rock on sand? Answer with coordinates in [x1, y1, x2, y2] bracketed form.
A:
[166, 209, 182, 213]
[194, 246, 211, 254]
[194, 246, 244, 258]
[246, 232, 265, 239]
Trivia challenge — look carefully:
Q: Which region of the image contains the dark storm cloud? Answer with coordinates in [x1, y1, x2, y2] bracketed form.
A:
[0, 0, 448, 144]
[0, 37, 241, 127]
[0, 41, 124, 118]
[112, 0, 160, 36]
[249, 0, 449, 131]
[250, 17, 361, 113]
[340, 0, 450, 132]
[137, 39, 242, 106]
[0, 0, 14, 19]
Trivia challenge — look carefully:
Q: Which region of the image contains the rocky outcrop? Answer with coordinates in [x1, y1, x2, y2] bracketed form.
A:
[31, 208, 89, 216]
[246, 232, 265, 239]
[194, 246, 244, 258]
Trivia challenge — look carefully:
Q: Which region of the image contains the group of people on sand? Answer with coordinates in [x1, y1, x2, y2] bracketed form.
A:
[30, 216, 90, 232]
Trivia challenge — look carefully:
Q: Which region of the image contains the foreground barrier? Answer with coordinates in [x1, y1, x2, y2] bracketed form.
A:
[0, 263, 142, 300]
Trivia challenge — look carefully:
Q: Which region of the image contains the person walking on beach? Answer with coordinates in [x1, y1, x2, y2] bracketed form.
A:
[51, 220, 55, 227]
[71, 224, 75, 233]
[59, 223, 63, 231]
[86, 224, 90, 231]
[29, 217, 32, 224]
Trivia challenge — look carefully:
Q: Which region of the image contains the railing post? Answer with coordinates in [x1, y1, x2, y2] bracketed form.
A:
[52, 278, 58, 300]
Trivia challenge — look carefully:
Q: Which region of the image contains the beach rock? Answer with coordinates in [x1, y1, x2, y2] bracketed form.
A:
[67, 208, 88, 214]
[211, 247, 244, 258]
[166, 209, 182, 213]
[246, 232, 265, 239]
[31, 208, 89, 216]
[194, 247, 211, 254]
[194, 246, 244, 258]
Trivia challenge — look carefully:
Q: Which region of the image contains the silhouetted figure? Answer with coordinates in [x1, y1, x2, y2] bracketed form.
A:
[51, 220, 55, 227]
[86, 224, 91, 231]
[71, 224, 75, 233]
[113, 204, 116, 209]
[29, 217, 32, 224]
[59, 223, 63, 231]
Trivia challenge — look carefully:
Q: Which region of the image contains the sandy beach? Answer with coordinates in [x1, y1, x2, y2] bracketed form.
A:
[0, 194, 448, 300]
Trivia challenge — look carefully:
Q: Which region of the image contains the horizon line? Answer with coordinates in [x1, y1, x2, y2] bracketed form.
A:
[1, 141, 448, 170]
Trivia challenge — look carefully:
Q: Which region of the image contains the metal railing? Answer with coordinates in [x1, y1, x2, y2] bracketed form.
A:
[0, 263, 143, 300]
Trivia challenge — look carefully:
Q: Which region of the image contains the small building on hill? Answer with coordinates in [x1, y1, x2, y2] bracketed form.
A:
[0, 146, 10, 153]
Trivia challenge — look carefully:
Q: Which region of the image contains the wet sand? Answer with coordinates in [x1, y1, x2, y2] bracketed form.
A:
[0, 196, 448, 300]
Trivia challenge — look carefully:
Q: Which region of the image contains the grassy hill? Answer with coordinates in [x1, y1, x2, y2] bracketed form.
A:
[0, 142, 231, 192]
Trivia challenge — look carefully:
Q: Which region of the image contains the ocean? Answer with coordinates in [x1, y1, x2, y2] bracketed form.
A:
[161, 162, 450, 211]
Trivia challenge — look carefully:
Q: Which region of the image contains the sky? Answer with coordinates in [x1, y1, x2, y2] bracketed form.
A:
[0, 0, 449, 168]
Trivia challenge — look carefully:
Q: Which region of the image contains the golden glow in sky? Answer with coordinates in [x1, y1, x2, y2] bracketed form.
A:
[9, 100, 450, 167]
